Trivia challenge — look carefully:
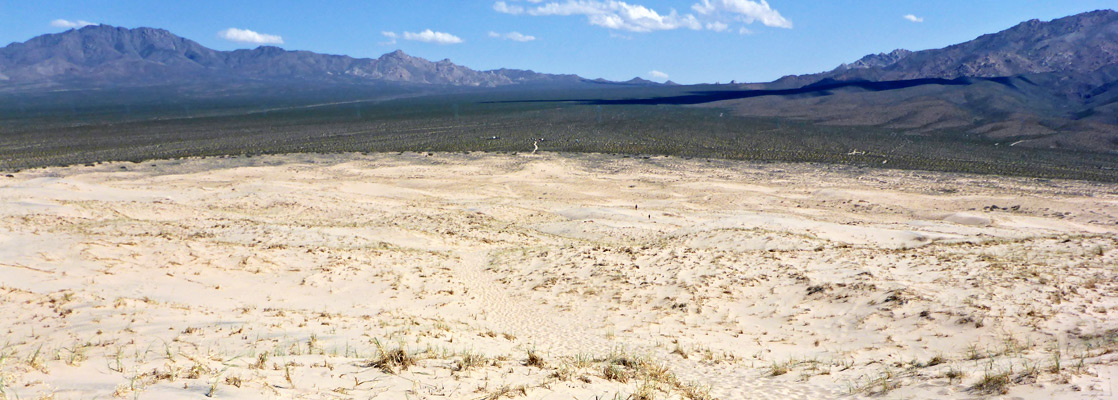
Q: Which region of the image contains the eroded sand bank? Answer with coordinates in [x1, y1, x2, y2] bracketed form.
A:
[1, 152, 1116, 399]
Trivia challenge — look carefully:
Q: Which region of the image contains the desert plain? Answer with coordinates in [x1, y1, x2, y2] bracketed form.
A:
[0, 152, 1116, 399]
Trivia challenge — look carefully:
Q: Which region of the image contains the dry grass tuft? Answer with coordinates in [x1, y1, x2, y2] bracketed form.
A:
[525, 349, 546, 368]
[483, 384, 528, 400]
[366, 340, 416, 373]
[454, 351, 487, 372]
[603, 364, 631, 383]
[970, 371, 1010, 395]
[769, 361, 790, 376]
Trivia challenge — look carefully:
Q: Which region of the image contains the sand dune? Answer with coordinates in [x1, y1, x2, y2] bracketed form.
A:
[1, 152, 1115, 399]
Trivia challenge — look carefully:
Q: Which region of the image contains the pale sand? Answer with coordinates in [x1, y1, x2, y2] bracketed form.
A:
[0, 152, 1115, 399]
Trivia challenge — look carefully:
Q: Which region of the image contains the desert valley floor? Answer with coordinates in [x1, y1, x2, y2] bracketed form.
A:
[0, 152, 1116, 399]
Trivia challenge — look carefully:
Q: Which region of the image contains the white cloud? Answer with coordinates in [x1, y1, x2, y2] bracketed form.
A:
[494, 0, 790, 33]
[218, 28, 284, 45]
[383, 30, 464, 45]
[404, 29, 464, 44]
[648, 70, 669, 80]
[903, 14, 924, 23]
[692, 0, 791, 29]
[51, 19, 96, 28]
[489, 31, 537, 41]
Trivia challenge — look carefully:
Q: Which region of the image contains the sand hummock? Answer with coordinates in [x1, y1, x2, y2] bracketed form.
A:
[0, 152, 1115, 399]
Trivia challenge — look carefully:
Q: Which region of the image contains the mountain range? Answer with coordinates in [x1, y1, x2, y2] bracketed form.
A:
[1, 10, 1117, 153]
[0, 25, 595, 90]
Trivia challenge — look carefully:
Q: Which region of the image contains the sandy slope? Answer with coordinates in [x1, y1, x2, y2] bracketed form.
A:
[0, 152, 1116, 400]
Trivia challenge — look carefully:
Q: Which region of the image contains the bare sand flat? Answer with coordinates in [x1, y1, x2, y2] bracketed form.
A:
[1, 152, 1116, 399]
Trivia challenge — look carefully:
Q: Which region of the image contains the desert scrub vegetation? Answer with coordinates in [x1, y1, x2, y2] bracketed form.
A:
[3, 91, 1117, 182]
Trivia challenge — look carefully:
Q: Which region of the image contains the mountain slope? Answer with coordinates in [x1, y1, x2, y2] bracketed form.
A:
[0, 25, 587, 90]
[706, 10, 1118, 153]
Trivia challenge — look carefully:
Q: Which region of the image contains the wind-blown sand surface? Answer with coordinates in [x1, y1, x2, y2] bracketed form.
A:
[1, 152, 1116, 399]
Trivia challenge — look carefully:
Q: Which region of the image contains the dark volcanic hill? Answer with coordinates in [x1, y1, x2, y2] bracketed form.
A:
[0, 25, 586, 90]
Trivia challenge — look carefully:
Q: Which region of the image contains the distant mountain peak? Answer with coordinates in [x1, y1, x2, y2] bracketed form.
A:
[253, 45, 286, 53]
[382, 49, 411, 59]
[833, 49, 911, 72]
[623, 77, 662, 86]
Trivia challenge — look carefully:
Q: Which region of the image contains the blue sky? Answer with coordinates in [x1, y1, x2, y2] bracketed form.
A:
[3, 0, 1117, 84]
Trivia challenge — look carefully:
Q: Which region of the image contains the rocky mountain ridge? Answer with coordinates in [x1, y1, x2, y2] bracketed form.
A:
[774, 9, 1118, 94]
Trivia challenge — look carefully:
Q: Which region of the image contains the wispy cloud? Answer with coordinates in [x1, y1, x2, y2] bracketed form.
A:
[51, 19, 96, 29]
[383, 30, 464, 45]
[380, 32, 398, 45]
[512, 0, 701, 32]
[705, 22, 729, 32]
[494, 1, 525, 14]
[648, 70, 669, 80]
[903, 14, 924, 23]
[218, 28, 284, 45]
[494, 0, 791, 32]
[488, 31, 537, 41]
